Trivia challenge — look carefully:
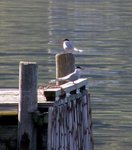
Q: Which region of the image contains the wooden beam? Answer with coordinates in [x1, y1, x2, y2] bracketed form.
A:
[18, 61, 38, 150]
[44, 78, 88, 100]
[0, 88, 51, 104]
[0, 88, 54, 115]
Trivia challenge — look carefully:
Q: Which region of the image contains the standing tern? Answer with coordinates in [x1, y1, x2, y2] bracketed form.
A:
[57, 66, 83, 82]
[63, 39, 83, 53]
[49, 66, 83, 83]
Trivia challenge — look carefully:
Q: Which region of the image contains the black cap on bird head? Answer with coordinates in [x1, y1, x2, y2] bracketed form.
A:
[63, 38, 69, 41]
[76, 66, 83, 69]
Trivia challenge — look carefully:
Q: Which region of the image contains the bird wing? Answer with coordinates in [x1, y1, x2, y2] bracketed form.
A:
[57, 71, 78, 81]
[64, 41, 74, 50]
[74, 47, 84, 52]
[68, 41, 74, 49]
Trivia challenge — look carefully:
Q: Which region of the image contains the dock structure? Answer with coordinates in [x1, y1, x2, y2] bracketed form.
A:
[0, 89, 53, 112]
[46, 78, 93, 150]
[0, 53, 94, 150]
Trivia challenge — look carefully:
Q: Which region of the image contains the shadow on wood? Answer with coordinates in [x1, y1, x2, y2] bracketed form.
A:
[20, 132, 30, 150]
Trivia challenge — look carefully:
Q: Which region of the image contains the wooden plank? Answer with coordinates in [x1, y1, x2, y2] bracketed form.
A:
[0, 89, 46, 104]
[0, 78, 87, 113]
[0, 78, 87, 104]
[0, 89, 53, 115]
[44, 78, 88, 98]
[60, 78, 88, 93]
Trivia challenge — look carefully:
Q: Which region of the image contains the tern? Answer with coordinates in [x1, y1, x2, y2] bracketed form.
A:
[63, 39, 83, 53]
[49, 66, 83, 83]
[57, 66, 82, 82]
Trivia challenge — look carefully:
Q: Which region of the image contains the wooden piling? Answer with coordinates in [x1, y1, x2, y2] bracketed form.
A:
[18, 62, 38, 150]
[47, 79, 93, 150]
[56, 53, 75, 85]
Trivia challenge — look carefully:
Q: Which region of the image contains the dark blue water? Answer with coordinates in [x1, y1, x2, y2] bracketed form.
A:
[0, 0, 132, 149]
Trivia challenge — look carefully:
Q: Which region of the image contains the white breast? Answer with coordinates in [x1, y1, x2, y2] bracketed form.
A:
[63, 41, 74, 51]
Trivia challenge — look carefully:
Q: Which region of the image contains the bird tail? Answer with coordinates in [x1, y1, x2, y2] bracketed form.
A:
[49, 78, 64, 83]
[74, 47, 83, 52]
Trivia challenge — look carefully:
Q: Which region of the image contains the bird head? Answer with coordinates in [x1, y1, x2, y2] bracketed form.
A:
[76, 66, 83, 70]
[75, 66, 83, 73]
[75, 66, 83, 78]
[63, 38, 69, 41]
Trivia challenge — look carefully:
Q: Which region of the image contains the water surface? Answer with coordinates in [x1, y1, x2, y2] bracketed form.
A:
[0, 0, 132, 150]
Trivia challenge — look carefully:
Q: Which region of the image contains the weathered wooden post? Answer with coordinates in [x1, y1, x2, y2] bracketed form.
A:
[56, 53, 75, 85]
[18, 62, 38, 150]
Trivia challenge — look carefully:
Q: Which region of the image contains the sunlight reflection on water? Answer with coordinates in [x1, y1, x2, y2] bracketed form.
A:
[0, 0, 132, 149]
